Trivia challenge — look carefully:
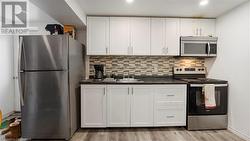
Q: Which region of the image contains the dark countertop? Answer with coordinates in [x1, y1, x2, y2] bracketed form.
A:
[80, 76, 187, 85]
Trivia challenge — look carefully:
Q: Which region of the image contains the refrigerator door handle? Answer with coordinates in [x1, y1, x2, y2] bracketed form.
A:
[19, 37, 24, 106]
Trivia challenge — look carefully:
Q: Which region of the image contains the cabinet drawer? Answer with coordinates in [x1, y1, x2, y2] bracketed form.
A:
[155, 88, 186, 101]
[154, 109, 186, 126]
[156, 101, 185, 110]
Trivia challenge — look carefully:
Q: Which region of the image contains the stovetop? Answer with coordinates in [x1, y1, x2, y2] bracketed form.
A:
[179, 78, 228, 84]
[173, 67, 228, 84]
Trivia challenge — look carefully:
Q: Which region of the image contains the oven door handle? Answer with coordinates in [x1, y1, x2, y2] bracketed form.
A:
[190, 84, 228, 87]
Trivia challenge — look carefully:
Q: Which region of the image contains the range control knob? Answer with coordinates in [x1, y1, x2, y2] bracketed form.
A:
[180, 69, 182, 71]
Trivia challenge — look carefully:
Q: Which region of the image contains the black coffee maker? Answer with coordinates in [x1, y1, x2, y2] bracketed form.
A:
[94, 64, 105, 79]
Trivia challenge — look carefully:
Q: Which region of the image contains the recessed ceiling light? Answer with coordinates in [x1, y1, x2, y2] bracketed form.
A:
[126, 0, 134, 4]
[200, 0, 209, 6]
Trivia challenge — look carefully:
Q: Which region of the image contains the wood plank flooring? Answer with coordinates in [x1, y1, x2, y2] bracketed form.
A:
[0, 127, 246, 141]
[70, 128, 246, 141]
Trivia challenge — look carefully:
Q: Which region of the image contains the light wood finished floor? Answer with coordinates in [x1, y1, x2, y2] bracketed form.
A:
[70, 128, 246, 141]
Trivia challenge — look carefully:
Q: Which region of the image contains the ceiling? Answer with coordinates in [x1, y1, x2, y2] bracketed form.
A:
[76, 0, 249, 18]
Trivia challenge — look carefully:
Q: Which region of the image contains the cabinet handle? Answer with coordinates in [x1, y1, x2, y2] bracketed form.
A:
[128, 88, 130, 95]
[167, 94, 175, 97]
[104, 88, 106, 96]
[132, 88, 134, 95]
[106, 47, 108, 54]
[166, 115, 175, 118]
[200, 28, 202, 36]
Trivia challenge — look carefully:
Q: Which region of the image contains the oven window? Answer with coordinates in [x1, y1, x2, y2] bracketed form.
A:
[183, 43, 208, 54]
[189, 86, 228, 115]
[195, 90, 221, 107]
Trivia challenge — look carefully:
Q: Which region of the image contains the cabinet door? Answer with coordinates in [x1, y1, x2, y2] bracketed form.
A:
[107, 85, 130, 127]
[81, 85, 106, 127]
[151, 18, 166, 55]
[87, 17, 109, 55]
[180, 19, 197, 36]
[197, 19, 216, 36]
[165, 18, 180, 56]
[110, 17, 130, 55]
[131, 18, 151, 55]
[131, 86, 154, 127]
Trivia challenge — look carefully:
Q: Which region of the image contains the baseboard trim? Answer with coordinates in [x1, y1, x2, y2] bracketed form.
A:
[228, 127, 250, 141]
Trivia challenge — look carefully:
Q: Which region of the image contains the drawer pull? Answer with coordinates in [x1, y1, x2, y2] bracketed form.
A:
[167, 94, 175, 97]
[166, 115, 175, 118]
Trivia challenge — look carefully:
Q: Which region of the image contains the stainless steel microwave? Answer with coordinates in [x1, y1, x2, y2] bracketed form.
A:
[180, 36, 218, 57]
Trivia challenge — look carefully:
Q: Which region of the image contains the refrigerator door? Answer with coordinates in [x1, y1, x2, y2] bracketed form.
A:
[21, 35, 68, 71]
[21, 71, 70, 139]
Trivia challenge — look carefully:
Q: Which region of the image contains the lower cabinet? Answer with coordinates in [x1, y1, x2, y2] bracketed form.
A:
[154, 85, 187, 126]
[131, 86, 154, 127]
[107, 85, 130, 127]
[81, 84, 186, 128]
[81, 85, 106, 127]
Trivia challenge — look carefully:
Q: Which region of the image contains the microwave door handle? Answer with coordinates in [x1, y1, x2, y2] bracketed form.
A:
[208, 42, 211, 56]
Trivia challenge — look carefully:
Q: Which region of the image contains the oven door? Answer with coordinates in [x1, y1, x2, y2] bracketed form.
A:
[181, 41, 209, 56]
[188, 84, 228, 115]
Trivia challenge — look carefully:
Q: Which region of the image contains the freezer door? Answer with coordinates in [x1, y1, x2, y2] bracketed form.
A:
[21, 71, 70, 139]
[21, 35, 68, 71]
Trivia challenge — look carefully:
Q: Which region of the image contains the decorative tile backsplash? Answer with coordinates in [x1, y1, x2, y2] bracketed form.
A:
[89, 56, 205, 76]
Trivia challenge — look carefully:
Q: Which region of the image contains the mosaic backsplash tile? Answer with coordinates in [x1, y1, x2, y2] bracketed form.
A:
[89, 56, 205, 76]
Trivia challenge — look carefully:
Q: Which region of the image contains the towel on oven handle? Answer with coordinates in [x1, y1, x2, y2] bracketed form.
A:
[203, 84, 216, 109]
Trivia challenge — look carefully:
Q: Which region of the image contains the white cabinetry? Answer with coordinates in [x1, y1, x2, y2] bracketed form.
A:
[131, 86, 154, 127]
[151, 18, 180, 56]
[165, 18, 180, 55]
[154, 85, 187, 126]
[151, 18, 165, 55]
[107, 85, 131, 127]
[180, 18, 216, 36]
[130, 18, 151, 55]
[81, 85, 106, 127]
[110, 17, 130, 55]
[87, 17, 109, 55]
[81, 84, 187, 128]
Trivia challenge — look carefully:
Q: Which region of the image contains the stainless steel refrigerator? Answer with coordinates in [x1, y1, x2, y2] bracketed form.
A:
[19, 35, 84, 140]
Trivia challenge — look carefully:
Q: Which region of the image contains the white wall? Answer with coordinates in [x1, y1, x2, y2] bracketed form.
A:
[28, 1, 60, 35]
[0, 36, 15, 117]
[65, 0, 87, 25]
[206, 1, 250, 140]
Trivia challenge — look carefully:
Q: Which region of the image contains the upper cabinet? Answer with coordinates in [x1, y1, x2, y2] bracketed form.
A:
[110, 17, 151, 55]
[110, 17, 130, 55]
[87, 17, 109, 55]
[180, 18, 216, 37]
[130, 18, 151, 55]
[87, 16, 216, 56]
[151, 18, 180, 56]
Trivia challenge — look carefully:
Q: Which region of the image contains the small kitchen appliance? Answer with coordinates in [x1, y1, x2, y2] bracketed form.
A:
[173, 67, 228, 130]
[180, 36, 218, 57]
[94, 64, 105, 79]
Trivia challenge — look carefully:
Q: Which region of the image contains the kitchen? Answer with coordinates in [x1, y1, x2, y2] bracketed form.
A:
[0, 0, 250, 140]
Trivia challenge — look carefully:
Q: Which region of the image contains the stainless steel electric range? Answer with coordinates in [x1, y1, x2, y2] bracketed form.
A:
[173, 67, 228, 130]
